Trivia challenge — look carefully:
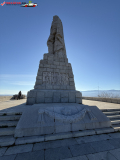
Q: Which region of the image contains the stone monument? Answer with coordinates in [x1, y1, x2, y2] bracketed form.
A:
[26, 15, 82, 105]
[15, 16, 112, 138]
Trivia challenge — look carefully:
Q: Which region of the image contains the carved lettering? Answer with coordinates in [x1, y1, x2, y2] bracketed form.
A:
[43, 72, 69, 85]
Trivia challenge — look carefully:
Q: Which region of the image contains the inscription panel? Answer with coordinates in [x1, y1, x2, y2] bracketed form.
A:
[43, 72, 69, 85]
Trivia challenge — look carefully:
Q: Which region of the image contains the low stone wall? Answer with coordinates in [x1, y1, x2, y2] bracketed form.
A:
[0, 96, 13, 102]
[82, 97, 120, 104]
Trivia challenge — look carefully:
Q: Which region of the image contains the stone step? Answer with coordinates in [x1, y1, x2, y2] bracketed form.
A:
[0, 115, 21, 121]
[112, 124, 120, 132]
[103, 111, 120, 115]
[0, 112, 22, 116]
[0, 135, 15, 147]
[0, 127, 15, 136]
[15, 136, 44, 145]
[107, 115, 120, 120]
[101, 109, 120, 112]
[0, 121, 18, 127]
[111, 120, 120, 125]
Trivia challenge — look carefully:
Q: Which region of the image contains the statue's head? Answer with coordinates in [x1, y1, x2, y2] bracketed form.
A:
[51, 15, 62, 35]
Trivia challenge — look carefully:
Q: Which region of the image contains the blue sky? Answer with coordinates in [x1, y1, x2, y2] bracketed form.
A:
[0, 0, 120, 95]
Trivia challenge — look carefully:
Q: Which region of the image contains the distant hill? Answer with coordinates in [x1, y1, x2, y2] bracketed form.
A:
[81, 90, 120, 98]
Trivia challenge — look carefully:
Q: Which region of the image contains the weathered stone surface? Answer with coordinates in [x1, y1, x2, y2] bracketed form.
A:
[90, 140, 115, 152]
[15, 104, 111, 138]
[109, 148, 120, 160]
[45, 132, 73, 141]
[27, 15, 82, 104]
[72, 130, 96, 138]
[15, 136, 44, 145]
[0, 147, 7, 157]
[5, 144, 33, 155]
[87, 151, 118, 160]
[69, 143, 96, 156]
[45, 146, 72, 160]
[0, 127, 15, 136]
[75, 134, 111, 144]
[0, 155, 17, 160]
[15, 150, 44, 160]
[0, 136, 15, 147]
[33, 138, 77, 151]
[108, 138, 120, 149]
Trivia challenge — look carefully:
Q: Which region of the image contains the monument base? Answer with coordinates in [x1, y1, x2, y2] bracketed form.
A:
[14, 103, 112, 138]
[26, 89, 82, 105]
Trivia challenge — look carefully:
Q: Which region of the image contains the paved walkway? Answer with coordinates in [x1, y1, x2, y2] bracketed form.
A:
[0, 99, 120, 112]
[0, 99, 120, 160]
[0, 132, 120, 160]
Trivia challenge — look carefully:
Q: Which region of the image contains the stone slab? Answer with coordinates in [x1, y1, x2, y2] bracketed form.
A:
[15, 103, 111, 137]
[109, 148, 120, 160]
[45, 132, 73, 141]
[87, 151, 118, 160]
[0, 155, 17, 160]
[108, 138, 120, 149]
[0, 127, 15, 136]
[95, 127, 114, 134]
[33, 138, 77, 151]
[15, 136, 44, 145]
[0, 147, 7, 157]
[69, 143, 96, 156]
[5, 144, 33, 155]
[61, 155, 88, 160]
[108, 132, 120, 139]
[72, 130, 96, 138]
[45, 146, 72, 160]
[0, 136, 15, 147]
[90, 140, 115, 152]
[75, 134, 111, 144]
[15, 150, 44, 160]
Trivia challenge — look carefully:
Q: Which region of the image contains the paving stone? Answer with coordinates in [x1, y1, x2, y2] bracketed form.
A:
[0, 136, 15, 147]
[109, 148, 120, 160]
[33, 138, 77, 151]
[87, 151, 118, 160]
[108, 138, 120, 149]
[60, 155, 88, 160]
[0, 147, 7, 157]
[75, 134, 111, 144]
[69, 143, 96, 156]
[0, 154, 17, 160]
[45, 146, 72, 160]
[108, 132, 120, 139]
[15, 136, 44, 145]
[15, 150, 44, 160]
[5, 144, 33, 155]
[90, 140, 115, 152]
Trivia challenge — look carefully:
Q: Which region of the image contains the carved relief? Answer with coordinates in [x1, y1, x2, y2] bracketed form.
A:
[43, 72, 69, 85]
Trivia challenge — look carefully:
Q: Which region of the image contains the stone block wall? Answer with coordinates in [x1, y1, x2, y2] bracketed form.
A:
[34, 53, 75, 90]
[26, 90, 82, 105]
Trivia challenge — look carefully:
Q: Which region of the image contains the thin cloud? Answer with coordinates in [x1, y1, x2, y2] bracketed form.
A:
[9, 81, 34, 86]
[0, 74, 36, 79]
